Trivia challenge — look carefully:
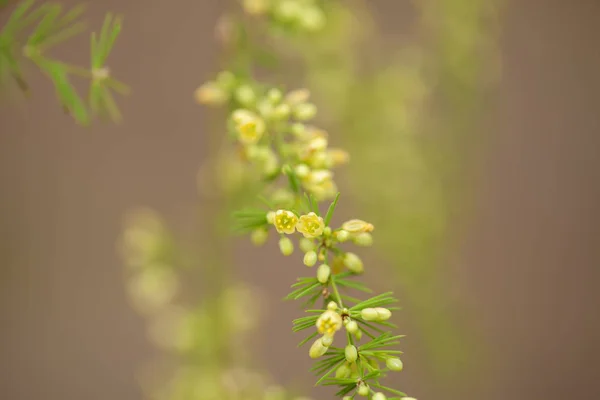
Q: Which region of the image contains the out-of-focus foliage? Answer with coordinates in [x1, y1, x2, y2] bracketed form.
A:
[0, 0, 128, 124]
[121, 209, 311, 400]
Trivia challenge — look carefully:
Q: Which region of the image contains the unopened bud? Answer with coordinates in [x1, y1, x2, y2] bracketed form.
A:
[299, 238, 315, 253]
[372, 393, 387, 400]
[235, 84, 256, 106]
[250, 228, 268, 246]
[327, 301, 338, 311]
[354, 232, 373, 247]
[279, 237, 294, 256]
[335, 229, 350, 242]
[360, 308, 379, 321]
[194, 82, 228, 105]
[293, 103, 317, 121]
[374, 307, 392, 321]
[321, 335, 334, 347]
[294, 163, 310, 178]
[345, 320, 358, 334]
[285, 89, 310, 105]
[386, 357, 403, 371]
[335, 363, 352, 379]
[360, 307, 392, 321]
[357, 383, 370, 396]
[272, 103, 291, 119]
[267, 88, 283, 103]
[342, 219, 374, 233]
[303, 250, 317, 267]
[317, 264, 330, 283]
[309, 337, 328, 359]
[344, 252, 364, 274]
[344, 344, 358, 363]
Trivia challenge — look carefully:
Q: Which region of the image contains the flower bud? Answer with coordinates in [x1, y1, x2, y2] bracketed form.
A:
[303, 251, 317, 267]
[344, 344, 358, 363]
[266, 211, 276, 224]
[291, 122, 306, 136]
[299, 238, 315, 253]
[372, 393, 387, 400]
[327, 148, 350, 166]
[274, 0, 300, 22]
[342, 219, 374, 233]
[216, 71, 236, 89]
[335, 229, 350, 242]
[285, 89, 310, 105]
[357, 383, 370, 396]
[386, 357, 403, 371]
[317, 264, 330, 283]
[345, 320, 358, 334]
[323, 227, 332, 237]
[344, 252, 364, 274]
[293, 103, 317, 121]
[279, 237, 294, 256]
[299, 6, 326, 31]
[335, 363, 352, 379]
[327, 301, 338, 311]
[360, 307, 392, 321]
[250, 228, 268, 246]
[194, 82, 228, 105]
[354, 232, 373, 247]
[309, 337, 328, 359]
[321, 335, 334, 347]
[355, 329, 363, 340]
[294, 163, 310, 178]
[267, 88, 283, 103]
[318, 248, 326, 261]
[343, 397, 352, 400]
[235, 84, 256, 106]
[374, 307, 392, 321]
[272, 103, 291, 119]
[360, 308, 379, 321]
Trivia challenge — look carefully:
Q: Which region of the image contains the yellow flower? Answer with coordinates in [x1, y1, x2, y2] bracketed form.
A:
[316, 310, 343, 337]
[296, 212, 325, 238]
[273, 210, 298, 234]
[231, 109, 265, 145]
[341, 219, 374, 233]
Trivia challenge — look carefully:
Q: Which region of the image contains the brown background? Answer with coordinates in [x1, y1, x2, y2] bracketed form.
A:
[1, 1, 599, 399]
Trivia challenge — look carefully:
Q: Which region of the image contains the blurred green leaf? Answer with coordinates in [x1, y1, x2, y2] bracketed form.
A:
[91, 13, 122, 68]
[34, 57, 89, 124]
[27, 4, 61, 46]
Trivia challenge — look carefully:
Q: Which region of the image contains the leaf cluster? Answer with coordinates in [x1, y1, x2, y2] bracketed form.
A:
[0, 0, 128, 124]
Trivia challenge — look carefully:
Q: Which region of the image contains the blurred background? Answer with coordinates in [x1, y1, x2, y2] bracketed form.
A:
[1, 0, 599, 400]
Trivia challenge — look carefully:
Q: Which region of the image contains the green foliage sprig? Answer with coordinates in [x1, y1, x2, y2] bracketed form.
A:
[197, 2, 417, 399]
[0, 0, 128, 124]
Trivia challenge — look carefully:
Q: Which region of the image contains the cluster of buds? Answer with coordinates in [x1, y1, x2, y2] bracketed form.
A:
[196, 69, 349, 202]
[242, 0, 326, 32]
[266, 209, 372, 274]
